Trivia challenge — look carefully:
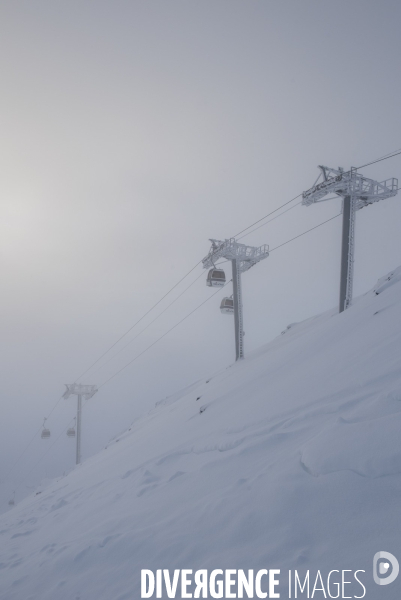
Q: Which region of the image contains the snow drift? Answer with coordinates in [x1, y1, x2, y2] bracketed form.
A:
[1, 268, 401, 599]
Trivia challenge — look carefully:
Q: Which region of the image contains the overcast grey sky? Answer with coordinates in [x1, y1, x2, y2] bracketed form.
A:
[1, 0, 401, 506]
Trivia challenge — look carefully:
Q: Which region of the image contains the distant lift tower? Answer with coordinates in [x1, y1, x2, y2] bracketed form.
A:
[63, 383, 98, 465]
[302, 166, 398, 313]
[202, 238, 269, 360]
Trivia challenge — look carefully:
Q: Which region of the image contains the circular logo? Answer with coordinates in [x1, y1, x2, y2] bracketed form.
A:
[373, 552, 399, 586]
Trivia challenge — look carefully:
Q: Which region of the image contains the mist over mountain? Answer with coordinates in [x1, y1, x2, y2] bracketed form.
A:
[1, 269, 401, 599]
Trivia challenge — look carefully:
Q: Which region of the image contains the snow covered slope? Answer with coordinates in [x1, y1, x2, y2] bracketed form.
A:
[1, 268, 401, 599]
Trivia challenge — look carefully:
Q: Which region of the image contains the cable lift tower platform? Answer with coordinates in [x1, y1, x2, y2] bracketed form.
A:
[202, 238, 269, 361]
[302, 165, 398, 313]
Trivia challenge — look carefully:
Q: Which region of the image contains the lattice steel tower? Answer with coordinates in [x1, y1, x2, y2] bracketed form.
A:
[302, 166, 398, 313]
[202, 238, 269, 360]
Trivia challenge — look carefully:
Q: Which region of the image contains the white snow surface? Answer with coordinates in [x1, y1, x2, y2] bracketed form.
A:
[2, 268, 401, 599]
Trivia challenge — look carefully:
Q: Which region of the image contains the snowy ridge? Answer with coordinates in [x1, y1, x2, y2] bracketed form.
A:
[1, 269, 401, 599]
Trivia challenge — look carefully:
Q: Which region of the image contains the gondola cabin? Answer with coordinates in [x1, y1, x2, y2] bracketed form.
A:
[220, 297, 234, 314]
[67, 426, 76, 438]
[206, 268, 226, 287]
[41, 418, 50, 439]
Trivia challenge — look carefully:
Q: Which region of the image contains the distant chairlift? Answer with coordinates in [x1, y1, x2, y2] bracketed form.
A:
[206, 268, 226, 287]
[8, 491, 15, 506]
[220, 297, 234, 314]
[41, 418, 51, 439]
[67, 417, 76, 438]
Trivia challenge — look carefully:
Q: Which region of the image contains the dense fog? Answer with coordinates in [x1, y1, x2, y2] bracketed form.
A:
[1, 0, 401, 510]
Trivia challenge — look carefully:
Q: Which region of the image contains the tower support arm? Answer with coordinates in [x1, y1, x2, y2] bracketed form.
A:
[202, 238, 269, 273]
[302, 166, 397, 207]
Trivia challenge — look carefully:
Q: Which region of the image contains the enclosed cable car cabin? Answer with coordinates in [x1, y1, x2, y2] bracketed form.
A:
[220, 297, 234, 314]
[67, 419, 76, 438]
[206, 268, 226, 287]
[41, 418, 51, 439]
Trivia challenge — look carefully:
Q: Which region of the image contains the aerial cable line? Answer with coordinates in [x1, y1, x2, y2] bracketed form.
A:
[269, 213, 342, 253]
[237, 201, 302, 241]
[98, 281, 232, 389]
[296, 147, 401, 192]
[74, 259, 204, 381]
[326, 148, 401, 176]
[232, 193, 303, 239]
[237, 196, 343, 242]
[367, 146, 401, 162]
[89, 270, 206, 376]
[356, 148, 401, 170]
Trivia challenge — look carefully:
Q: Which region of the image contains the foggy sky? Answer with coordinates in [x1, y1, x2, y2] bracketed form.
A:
[1, 0, 401, 507]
